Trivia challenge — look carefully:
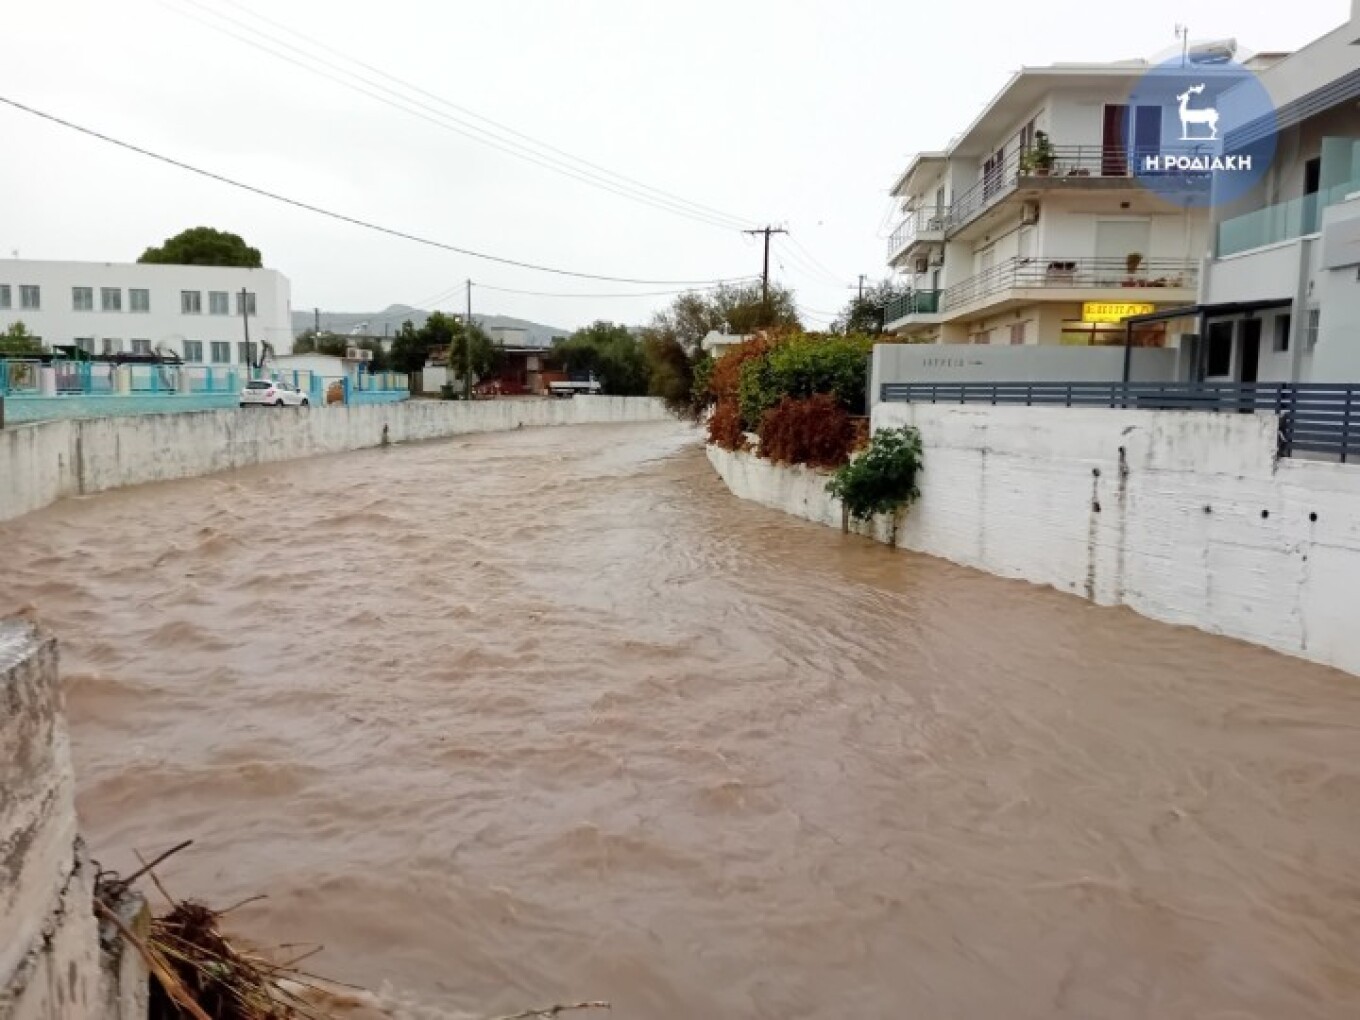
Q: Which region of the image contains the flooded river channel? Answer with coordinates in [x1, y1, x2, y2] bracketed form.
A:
[3, 420, 1359, 1018]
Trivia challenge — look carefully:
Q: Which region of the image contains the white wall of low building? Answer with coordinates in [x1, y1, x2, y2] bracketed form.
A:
[1312, 194, 1360, 380]
[0, 260, 291, 365]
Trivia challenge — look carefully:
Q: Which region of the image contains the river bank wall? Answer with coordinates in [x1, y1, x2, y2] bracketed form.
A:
[0, 396, 670, 522]
[708, 403, 1360, 677]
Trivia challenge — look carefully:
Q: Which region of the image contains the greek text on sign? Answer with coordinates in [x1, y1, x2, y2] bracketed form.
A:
[1082, 302, 1155, 323]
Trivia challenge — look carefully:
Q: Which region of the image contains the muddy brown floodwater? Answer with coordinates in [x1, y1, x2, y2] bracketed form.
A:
[4, 420, 1360, 1018]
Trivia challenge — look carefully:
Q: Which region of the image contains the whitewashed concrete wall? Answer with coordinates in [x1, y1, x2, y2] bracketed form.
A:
[0, 396, 669, 522]
[0, 621, 147, 1020]
[708, 404, 1360, 677]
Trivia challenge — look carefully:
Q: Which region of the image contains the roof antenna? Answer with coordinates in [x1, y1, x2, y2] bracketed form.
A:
[1174, 24, 1189, 68]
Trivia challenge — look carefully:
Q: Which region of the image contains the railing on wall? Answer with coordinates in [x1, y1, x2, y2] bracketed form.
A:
[880, 381, 1360, 462]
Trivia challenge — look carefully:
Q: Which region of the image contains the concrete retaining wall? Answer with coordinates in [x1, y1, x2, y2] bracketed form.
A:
[708, 404, 1360, 677]
[0, 396, 670, 522]
[0, 621, 147, 1020]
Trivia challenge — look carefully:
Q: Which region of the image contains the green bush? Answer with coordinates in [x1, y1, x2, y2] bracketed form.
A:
[737, 335, 871, 430]
[826, 427, 924, 522]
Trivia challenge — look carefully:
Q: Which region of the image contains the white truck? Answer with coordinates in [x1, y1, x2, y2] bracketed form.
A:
[548, 373, 603, 398]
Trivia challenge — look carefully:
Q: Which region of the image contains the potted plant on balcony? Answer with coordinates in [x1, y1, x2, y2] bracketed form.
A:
[1123, 251, 1144, 286]
[1021, 131, 1056, 177]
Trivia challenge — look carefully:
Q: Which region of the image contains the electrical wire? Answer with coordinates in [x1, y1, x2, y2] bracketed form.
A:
[216, 0, 751, 230]
[783, 233, 846, 286]
[0, 94, 752, 287]
[473, 279, 756, 299]
[159, 0, 753, 232]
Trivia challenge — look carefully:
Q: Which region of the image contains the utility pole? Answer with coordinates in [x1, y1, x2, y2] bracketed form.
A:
[240, 288, 252, 378]
[857, 274, 867, 300]
[464, 279, 473, 400]
[314, 307, 320, 338]
[743, 225, 788, 326]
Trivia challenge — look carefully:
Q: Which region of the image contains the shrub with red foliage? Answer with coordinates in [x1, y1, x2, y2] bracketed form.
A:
[757, 393, 856, 468]
[706, 333, 781, 407]
[707, 401, 747, 451]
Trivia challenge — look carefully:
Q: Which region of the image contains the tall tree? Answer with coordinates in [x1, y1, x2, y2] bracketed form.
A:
[649, 282, 801, 353]
[831, 277, 908, 335]
[138, 227, 263, 268]
[555, 321, 649, 395]
[387, 313, 497, 380]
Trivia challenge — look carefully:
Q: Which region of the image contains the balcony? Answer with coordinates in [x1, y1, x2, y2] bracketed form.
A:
[947, 144, 1149, 236]
[886, 208, 948, 263]
[941, 257, 1199, 315]
[882, 290, 943, 330]
[1217, 175, 1360, 257]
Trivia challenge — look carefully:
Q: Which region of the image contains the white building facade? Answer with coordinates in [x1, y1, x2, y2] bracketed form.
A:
[0, 260, 291, 366]
[884, 61, 1228, 348]
[1195, 0, 1360, 383]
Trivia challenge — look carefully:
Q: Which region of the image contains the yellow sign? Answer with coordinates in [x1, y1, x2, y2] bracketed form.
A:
[1082, 302, 1156, 323]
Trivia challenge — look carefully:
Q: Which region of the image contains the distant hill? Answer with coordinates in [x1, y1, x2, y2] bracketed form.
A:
[291, 305, 571, 349]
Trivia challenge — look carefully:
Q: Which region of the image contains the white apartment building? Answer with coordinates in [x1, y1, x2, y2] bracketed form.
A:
[0, 260, 291, 367]
[882, 57, 1284, 350]
[1191, 0, 1360, 384]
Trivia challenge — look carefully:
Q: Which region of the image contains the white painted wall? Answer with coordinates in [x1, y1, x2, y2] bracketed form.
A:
[1312, 194, 1360, 381]
[0, 397, 671, 522]
[709, 404, 1360, 677]
[0, 260, 291, 364]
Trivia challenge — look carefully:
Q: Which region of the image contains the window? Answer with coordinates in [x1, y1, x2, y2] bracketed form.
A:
[181, 290, 202, 315]
[1060, 321, 1166, 347]
[211, 341, 231, 363]
[1306, 308, 1321, 350]
[102, 338, 123, 355]
[131, 339, 151, 355]
[1273, 314, 1291, 353]
[235, 291, 257, 317]
[0, 285, 10, 309]
[101, 287, 122, 312]
[73, 286, 94, 311]
[75, 337, 96, 355]
[183, 340, 203, 362]
[969, 329, 993, 345]
[1009, 322, 1027, 345]
[130, 289, 150, 313]
[237, 341, 258, 365]
[209, 291, 230, 315]
[1206, 321, 1234, 376]
[20, 285, 39, 309]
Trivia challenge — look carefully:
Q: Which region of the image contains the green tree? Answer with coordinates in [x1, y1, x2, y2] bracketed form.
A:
[556, 321, 649, 395]
[641, 332, 695, 412]
[138, 227, 263, 267]
[649, 282, 801, 353]
[831, 278, 908, 335]
[387, 312, 497, 381]
[0, 321, 44, 355]
[388, 320, 426, 375]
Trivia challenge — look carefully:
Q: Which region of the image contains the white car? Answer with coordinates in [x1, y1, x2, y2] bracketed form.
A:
[239, 379, 310, 407]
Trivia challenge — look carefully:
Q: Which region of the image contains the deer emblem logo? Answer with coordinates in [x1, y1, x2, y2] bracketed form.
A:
[1177, 83, 1220, 141]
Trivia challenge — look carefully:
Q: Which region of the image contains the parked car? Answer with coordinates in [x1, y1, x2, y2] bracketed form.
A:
[240, 379, 310, 407]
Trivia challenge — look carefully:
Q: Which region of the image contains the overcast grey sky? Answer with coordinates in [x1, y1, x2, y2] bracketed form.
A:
[2, 0, 1348, 331]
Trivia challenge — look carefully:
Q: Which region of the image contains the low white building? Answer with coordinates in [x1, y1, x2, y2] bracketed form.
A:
[700, 330, 750, 359]
[0, 259, 291, 367]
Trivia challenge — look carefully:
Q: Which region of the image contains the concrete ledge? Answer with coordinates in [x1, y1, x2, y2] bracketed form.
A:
[0, 621, 147, 1020]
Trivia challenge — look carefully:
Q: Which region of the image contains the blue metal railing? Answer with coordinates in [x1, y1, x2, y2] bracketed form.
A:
[879, 381, 1360, 463]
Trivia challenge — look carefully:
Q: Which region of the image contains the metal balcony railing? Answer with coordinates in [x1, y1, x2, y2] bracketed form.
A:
[946, 144, 1169, 233]
[879, 381, 1360, 463]
[886, 208, 949, 260]
[941, 257, 1198, 312]
[883, 290, 943, 323]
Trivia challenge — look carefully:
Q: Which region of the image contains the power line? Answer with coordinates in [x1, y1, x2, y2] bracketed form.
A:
[782, 233, 846, 286]
[217, 0, 752, 230]
[160, 0, 753, 232]
[473, 279, 757, 299]
[0, 94, 750, 287]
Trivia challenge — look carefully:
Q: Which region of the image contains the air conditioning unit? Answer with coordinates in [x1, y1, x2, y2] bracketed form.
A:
[1020, 201, 1040, 226]
[345, 347, 374, 362]
[913, 255, 930, 274]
